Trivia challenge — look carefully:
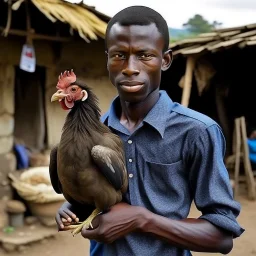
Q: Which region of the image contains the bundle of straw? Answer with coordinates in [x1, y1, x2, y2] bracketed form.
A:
[12, 0, 108, 42]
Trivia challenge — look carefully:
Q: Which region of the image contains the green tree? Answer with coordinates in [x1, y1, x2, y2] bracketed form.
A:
[183, 14, 222, 34]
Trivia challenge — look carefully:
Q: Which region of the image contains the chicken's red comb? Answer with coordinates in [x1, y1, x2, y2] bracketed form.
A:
[57, 70, 76, 89]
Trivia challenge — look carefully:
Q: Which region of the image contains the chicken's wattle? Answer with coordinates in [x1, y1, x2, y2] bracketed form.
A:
[60, 98, 74, 110]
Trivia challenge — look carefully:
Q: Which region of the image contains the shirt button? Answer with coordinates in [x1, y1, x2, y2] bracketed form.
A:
[129, 173, 133, 178]
[128, 159, 133, 163]
[128, 140, 132, 144]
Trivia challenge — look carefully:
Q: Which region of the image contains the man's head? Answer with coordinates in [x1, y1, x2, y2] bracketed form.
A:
[106, 6, 170, 52]
[105, 6, 172, 104]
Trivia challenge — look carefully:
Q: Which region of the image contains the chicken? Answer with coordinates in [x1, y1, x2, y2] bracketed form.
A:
[49, 70, 128, 236]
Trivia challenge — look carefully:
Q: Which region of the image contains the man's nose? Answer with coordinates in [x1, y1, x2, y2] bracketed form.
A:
[122, 56, 140, 76]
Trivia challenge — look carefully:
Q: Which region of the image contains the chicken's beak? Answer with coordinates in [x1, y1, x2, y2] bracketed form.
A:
[51, 90, 68, 102]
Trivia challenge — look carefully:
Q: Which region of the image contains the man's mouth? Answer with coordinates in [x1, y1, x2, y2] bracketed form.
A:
[119, 81, 144, 93]
[120, 84, 144, 93]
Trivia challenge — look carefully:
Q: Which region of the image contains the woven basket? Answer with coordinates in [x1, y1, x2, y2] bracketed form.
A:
[9, 167, 64, 203]
[9, 167, 65, 226]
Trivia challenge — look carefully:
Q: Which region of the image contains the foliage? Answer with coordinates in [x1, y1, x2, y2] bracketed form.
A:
[183, 14, 222, 34]
[169, 28, 200, 43]
[3, 226, 15, 234]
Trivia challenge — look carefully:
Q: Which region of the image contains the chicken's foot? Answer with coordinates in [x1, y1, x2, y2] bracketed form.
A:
[69, 208, 101, 236]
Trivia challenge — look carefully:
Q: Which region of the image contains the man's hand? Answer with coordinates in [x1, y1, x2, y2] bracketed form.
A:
[81, 202, 148, 243]
[55, 201, 79, 231]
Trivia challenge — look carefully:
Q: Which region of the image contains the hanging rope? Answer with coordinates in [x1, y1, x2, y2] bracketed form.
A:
[25, 0, 33, 45]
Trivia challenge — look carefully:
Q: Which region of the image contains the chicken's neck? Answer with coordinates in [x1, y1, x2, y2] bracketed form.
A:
[62, 97, 107, 139]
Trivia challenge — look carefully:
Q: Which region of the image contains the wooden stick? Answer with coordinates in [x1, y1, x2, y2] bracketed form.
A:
[240, 116, 256, 200]
[0, 27, 72, 42]
[181, 56, 196, 107]
[234, 118, 241, 198]
[2, 0, 13, 37]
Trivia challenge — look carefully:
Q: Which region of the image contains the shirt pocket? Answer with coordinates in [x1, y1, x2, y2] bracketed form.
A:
[143, 160, 188, 212]
[145, 159, 184, 180]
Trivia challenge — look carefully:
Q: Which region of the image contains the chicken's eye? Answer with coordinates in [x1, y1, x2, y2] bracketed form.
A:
[71, 87, 77, 93]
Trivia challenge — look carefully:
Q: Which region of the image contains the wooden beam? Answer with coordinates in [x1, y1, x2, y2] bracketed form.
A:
[0, 27, 72, 42]
[2, 0, 13, 37]
[181, 56, 196, 107]
[234, 118, 241, 199]
[240, 116, 256, 200]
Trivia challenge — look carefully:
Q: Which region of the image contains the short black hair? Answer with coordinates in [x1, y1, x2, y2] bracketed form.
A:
[105, 6, 169, 52]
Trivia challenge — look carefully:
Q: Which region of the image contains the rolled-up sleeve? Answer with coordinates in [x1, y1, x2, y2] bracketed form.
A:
[187, 124, 244, 237]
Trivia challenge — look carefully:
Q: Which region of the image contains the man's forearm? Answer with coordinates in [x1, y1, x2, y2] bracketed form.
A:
[139, 209, 233, 254]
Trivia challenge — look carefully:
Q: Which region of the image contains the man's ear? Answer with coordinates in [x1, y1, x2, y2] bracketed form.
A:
[161, 49, 173, 71]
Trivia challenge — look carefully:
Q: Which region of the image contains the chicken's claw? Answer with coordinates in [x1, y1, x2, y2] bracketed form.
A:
[65, 208, 101, 237]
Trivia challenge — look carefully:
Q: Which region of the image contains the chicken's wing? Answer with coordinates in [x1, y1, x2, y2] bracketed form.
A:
[49, 145, 62, 194]
[91, 145, 127, 191]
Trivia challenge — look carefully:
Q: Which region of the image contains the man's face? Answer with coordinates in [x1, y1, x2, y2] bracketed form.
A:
[106, 23, 171, 103]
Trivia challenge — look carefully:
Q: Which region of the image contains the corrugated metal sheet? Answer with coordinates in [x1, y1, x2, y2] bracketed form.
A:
[171, 23, 256, 56]
[219, 30, 241, 37]
[177, 46, 206, 55]
[246, 40, 256, 46]
[173, 45, 202, 55]
[208, 38, 243, 50]
[248, 35, 256, 41]
[232, 29, 256, 38]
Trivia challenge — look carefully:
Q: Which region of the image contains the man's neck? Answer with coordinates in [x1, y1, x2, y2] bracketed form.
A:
[120, 90, 160, 133]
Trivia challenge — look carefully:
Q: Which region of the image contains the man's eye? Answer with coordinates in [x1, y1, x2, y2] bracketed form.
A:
[112, 54, 125, 59]
[138, 54, 152, 59]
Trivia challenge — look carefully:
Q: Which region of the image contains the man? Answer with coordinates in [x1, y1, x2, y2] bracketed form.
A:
[55, 6, 244, 256]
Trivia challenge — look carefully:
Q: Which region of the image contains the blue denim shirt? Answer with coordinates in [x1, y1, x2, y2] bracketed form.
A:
[90, 90, 244, 256]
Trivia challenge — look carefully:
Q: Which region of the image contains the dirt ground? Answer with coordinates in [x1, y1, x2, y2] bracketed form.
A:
[1, 195, 255, 256]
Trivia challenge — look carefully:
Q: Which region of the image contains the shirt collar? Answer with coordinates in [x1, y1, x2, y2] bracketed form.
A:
[143, 90, 174, 137]
[101, 90, 174, 138]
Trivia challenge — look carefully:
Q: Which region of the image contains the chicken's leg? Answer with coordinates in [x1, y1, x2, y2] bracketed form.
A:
[69, 208, 101, 236]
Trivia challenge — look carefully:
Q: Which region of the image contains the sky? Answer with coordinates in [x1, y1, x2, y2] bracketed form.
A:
[67, 0, 256, 29]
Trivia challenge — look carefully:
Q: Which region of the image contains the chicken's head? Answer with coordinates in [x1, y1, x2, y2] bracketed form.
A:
[51, 70, 88, 110]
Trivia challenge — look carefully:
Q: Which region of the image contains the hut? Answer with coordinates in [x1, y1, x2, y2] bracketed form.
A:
[163, 23, 256, 199]
[0, 0, 116, 199]
[163, 23, 256, 155]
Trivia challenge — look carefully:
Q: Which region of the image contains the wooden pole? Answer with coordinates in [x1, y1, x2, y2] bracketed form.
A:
[181, 56, 196, 107]
[240, 116, 256, 200]
[234, 118, 241, 198]
[2, 0, 12, 37]
[0, 27, 72, 42]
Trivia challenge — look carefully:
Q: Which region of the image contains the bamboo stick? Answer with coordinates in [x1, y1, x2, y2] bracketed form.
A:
[181, 56, 196, 107]
[0, 27, 72, 42]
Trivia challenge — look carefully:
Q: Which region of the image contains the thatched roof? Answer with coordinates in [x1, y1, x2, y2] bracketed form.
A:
[1, 0, 110, 42]
[170, 23, 256, 56]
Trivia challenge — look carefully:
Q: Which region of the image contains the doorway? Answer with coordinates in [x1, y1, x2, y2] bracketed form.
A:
[14, 66, 47, 153]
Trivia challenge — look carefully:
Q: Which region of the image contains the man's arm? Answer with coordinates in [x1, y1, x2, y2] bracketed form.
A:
[81, 202, 232, 254]
[142, 208, 233, 254]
